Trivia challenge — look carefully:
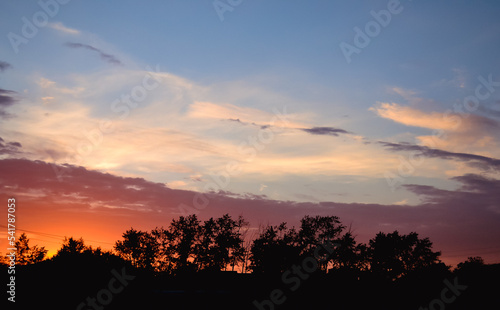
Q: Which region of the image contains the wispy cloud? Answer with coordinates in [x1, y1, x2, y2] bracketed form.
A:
[65, 42, 122, 65]
[49, 22, 80, 35]
[379, 141, 500, 172]
[227, 117, 352, 137]
[371, 102, 458, 131]
[373, 102, 500, 133]
[189, 101, 294, 128]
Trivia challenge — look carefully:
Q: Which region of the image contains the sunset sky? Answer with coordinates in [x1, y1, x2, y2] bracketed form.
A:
[1, 0, 500, 266]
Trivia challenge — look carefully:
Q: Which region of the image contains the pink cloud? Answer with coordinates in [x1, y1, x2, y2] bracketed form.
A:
[1, 158, 499, 266]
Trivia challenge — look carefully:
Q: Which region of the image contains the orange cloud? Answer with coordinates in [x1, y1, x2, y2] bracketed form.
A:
[370, 102, 459, 131]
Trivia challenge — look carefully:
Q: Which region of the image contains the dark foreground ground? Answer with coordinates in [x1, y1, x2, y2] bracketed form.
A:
[2, 257, 500, 310]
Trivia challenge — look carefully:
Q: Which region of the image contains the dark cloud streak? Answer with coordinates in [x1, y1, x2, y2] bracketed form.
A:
[0, 89, 18, 119]
[0, 137, 22, 156]
[226, 119, 352, 137]
[301, 126, 350, 136]
[65, 42, 122, 65]
[379, 141, 500, 172]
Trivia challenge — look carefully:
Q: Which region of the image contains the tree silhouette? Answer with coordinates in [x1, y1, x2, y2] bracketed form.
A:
[113, 214, 248, 273]
[165, 214, 201, 273]
[54, 236, 86, 258]
[249, 215, 347, 274]
[195, 214, 247, 271]
[297, 215, 345, 271]
[368, 231, 442, 280]
[6, 213, 500, 309]
[195, 217, 217, 271]
[13, 233, 48, 265]
[456, 256, 484, 272]
[250, 222, 300, 274]
[331, 232, 369, 271]
[114, 228, 158, 270]
[151, 227, 173, 272]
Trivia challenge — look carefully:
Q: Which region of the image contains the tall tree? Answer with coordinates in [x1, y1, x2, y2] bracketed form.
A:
[213, 214, 247, 271]
[151, 227, 173, 272]
[114, 228, 158, 269]
[165, 214, 201, 272]
[195, 217, 217, 271]
[297, 215, 345, 271]
[297, 215, 344, 255]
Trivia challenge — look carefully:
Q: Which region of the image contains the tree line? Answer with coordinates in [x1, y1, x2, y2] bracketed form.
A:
[2, 213, 463, 279]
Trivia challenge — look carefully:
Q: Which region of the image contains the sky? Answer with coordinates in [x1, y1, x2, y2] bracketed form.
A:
[1, 0, 500, 266]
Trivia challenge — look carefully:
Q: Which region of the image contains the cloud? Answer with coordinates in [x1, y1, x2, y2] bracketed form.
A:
[189, 101, 299, 129]
[371, 102, 458, 131]
[0, 89, 16, 107]
[65, 42, 122, 65]
[393, 199, 408, 205]
[226, 116, 351, 137]
[0, 137, 22, 156]
[452, 174, 500, 193]
[301, 126, 350, 136]
[225, 118, 275, 130]
[1, 158, 499, 266]
[404, 174, 500, 206]
[379, 141, 500, 172]
[372, 99, 500, 158]
[372, 98, 500, 135]
[0, 61, 12, 72]
[0, 89, 18, 119]
[48, 22, 80, 35]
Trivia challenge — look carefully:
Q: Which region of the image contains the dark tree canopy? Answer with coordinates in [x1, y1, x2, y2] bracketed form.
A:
[249, 215, 346, 274]
[114, 214, 247, 273]
[114, 228, 158, 270]
[249, 223, 300, 274]
[13, 233, 48, 265]
[368, 231, 442, 280]
[4, 213, 496, 310]
[54, 236, 86, 258]
[195, 214, 247, 271]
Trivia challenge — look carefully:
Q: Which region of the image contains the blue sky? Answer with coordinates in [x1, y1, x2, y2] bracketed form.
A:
[1, 0, 500, 263]
[1, 0, 500, 202]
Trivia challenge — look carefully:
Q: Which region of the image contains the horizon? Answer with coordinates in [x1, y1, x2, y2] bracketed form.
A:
[1, 0, 500, 271]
